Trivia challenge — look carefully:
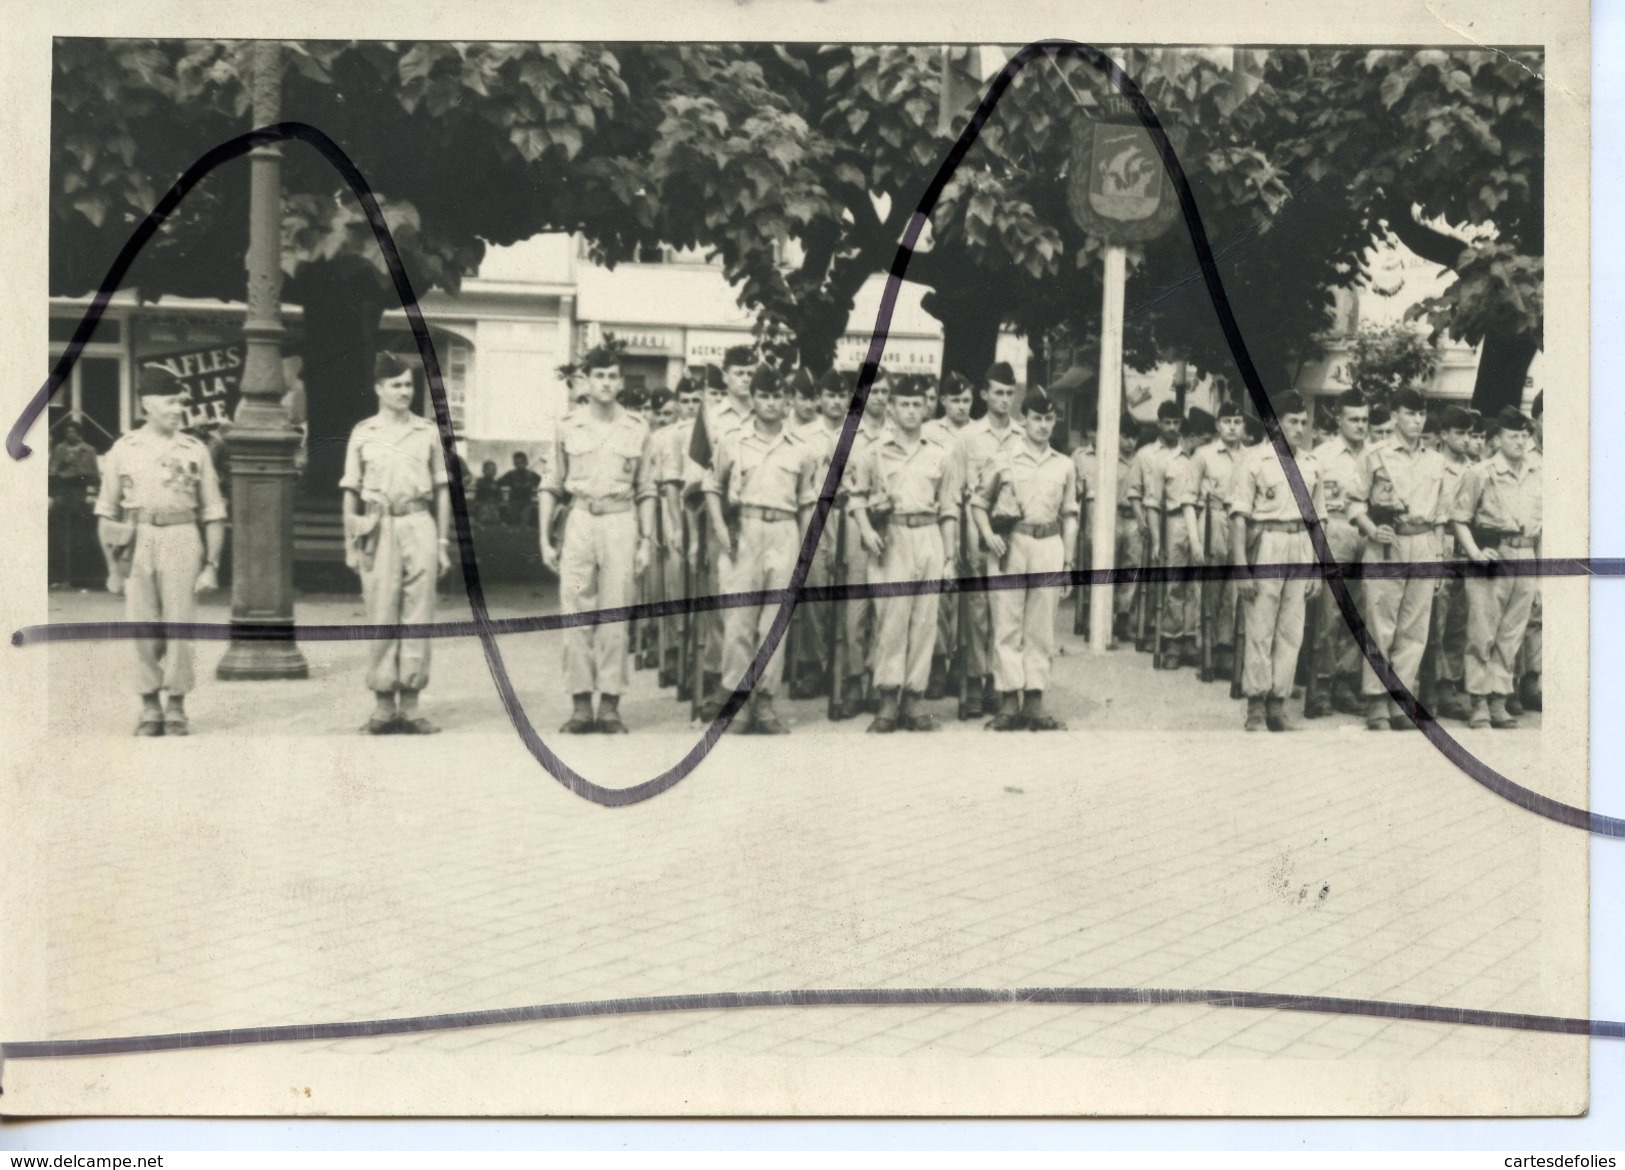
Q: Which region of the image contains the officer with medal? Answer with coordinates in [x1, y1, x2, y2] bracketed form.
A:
[540, 345, 657, 734]
[95, 364, 227, 736]
[965, 389, 1079, 732]
[339, 352, 455, 735]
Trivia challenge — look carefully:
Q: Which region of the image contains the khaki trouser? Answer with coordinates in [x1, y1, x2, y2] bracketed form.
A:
[1313, 515, 1364, 681]
[840, 514, 878, 676]
[1359, 530, 1436, 700]
[1243, 526, 1312, 699]
[1438, 578, 1470, 683]
[870, 521, 945, 692]
[791, 512, 836, 679]
[1159, 514, 1198, 641]
[1114, 511, 1142, 619]
[361, 511, 438, 694]
[1464, 545, 1537, 696]
[1202, 504, 1237, 650]
[989, 530, 1064, 692]
[126, 522, 203, 696]
[961, 539, 993, 677]
[719, 516, 798, 695]
[1518, 591, 1542, 676]
[560, 507, 637, 695]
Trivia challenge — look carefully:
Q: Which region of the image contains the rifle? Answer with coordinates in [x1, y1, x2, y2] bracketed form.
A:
[688, 507, 709, 720]
[954, 495, 973, 715]
[1151, 507, 1169, 665]
[1230, 519, 1250, 701]
[675, 499, 693, 701]
[1072, 492, 1091, 637]
[1134, 508, 1152, 652]
[1198, 502, 1215, 682]
[827, 501, 849, 720]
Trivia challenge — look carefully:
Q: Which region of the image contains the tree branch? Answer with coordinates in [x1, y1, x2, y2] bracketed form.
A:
[1380, 194, 1468, 271]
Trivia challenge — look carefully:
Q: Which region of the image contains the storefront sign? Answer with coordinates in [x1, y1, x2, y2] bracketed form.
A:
[834, 334, 943, 373]
[581, 322, 682, 355]
[145, 343, 244, 430]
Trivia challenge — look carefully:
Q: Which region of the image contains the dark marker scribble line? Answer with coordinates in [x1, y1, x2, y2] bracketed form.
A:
[10, 43, 1615, 837]
[11, 555, 1617, 647]
[1, 985, 1618, 1063]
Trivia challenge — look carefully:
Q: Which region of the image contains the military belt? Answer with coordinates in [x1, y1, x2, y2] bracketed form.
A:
[739, 504, 796, 522]
[1117, 505, 1135, 518]
[1252, 519, 1307, 533]
[124, 508, 198, 527]
[1389, 520, 1434, 537]
[386, 498, 431, 517]
[1014, 520, 1061, 539]
[891, 512, 939, 528]
[579, 496, 635, 516]
[1502, 534, 1539, 549]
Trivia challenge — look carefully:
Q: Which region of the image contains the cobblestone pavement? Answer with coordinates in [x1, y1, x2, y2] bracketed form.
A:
[20, 582, 1571, 1073]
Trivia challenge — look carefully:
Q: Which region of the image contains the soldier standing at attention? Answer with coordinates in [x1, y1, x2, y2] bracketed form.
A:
[703, 366, 819, 734]
[946, 362, 1021, 719]
[829, 370, 895, 719]
[1516, 391, 1544, 712]
[1156, 413, 1207, 670]
[967, 389, 1079, 732]
[1426, 406, 1478, 720]
[1305, 389, 1371, 716]
[790, 368, 821, 428]
[95, 365, 227, 736]
[1193, 400, 1247, 677]
[1451, 407, 1542, 730]
[1126, 400, 1182, 651]
[338, 353, 455, 735]
[1345, 387, 1448, 731]
[655, 377, 704, 690]
[540, 346, 656, 734]
[786, 368, 850, 699]
[924, 370, 975, 697]
[849, 375, 958, 733]
[1229, 391, 1323, 733]
[687, 346, 759, 719]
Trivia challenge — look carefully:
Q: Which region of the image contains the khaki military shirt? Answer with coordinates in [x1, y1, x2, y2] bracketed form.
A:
[338, 413, 450, 509]
[973, 439, 1081, 526]
[1194, 441, 1242, 510]
[1349, 436, 1449, 526]
[541, 408, 655, 503]
[1452, 451, 1542, 540]
[922, 416, 969, 450]
[96, 425, 228, 522]
[704, 423, 819, 512]
[860, 432, 957, 518]
[949, 415, 1020, 504]
[1125, 439, 1178, 510]
[1312, 435, 1369, 518]
[1226, 442, 1322, 522]
[1162, 449, 1201, 512]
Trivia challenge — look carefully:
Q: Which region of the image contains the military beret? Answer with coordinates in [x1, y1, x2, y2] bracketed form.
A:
[1440, 406, 1474, 431]
[984, 361, 1016, 387]
[1495, 406, 1532, 433]
[1467, 409, 1488, 435]
[749, 365, 783, 394]
[648, 388, 673, 410]
[1156, 400, 1183, 421]
[1215, 398, 1247, 420]
[890, 376, 927, 399]
[137, 363, 187, 398]
[621, 385, 647, 409]
[790, 367, 817, 398]
[580, 345, 621, 372]
[1368, 403, 1391, 427]
[1392, 386, 1428, 412]
[1274, 390, 1308, 417]
[373, 351, 413, 383]
[816, 368, 848, 396]
[673, 376, 700, 397]
[942, 370, 975, 398]
[723, 345, 756, 369]
[1020, 389, 1057, 416]
[704, 363, 727, 391]
[1333, 388, 1366, 414]
[1182, 408, 1215, 437]
[1531, 390, 1543, 418]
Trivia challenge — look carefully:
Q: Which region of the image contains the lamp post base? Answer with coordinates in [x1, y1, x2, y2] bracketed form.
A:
[216, 633, 310, 680]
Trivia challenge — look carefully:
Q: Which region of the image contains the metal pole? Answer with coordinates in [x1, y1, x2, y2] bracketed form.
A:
[1089, 243, 1126, 653]
[217, 40, 309, 680]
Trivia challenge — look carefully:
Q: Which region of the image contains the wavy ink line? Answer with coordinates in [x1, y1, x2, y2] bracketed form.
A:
[1, 985, 1618, 1065]
[13, 555, 1620, 646]
[11, 43, 1613, 837]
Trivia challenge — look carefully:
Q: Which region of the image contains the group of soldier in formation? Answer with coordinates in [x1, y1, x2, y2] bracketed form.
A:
[94, 344, 1543, 738]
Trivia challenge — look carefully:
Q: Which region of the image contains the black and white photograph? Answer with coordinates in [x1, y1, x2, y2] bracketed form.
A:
[0, 0, 1597, 1126]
